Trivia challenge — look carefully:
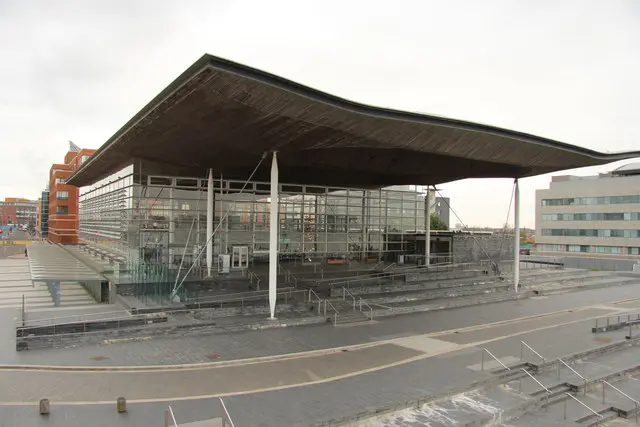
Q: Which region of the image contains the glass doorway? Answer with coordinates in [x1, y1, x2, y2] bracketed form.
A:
[232, 246, 249, 269]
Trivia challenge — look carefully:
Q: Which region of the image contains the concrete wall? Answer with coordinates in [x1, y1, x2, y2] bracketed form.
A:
[562, 256, 640, 272]
[453, 234, 515, 263]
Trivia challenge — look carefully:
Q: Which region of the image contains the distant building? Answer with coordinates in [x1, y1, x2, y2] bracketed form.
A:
[38, 188, 50, 238]
[434, 197, 450, 228]
[535, 163, 640, 258]
[0, 197, 37, 228]
[48, 143, 95, 243]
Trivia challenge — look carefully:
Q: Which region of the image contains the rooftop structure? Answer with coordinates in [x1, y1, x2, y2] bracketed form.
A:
[67, 54, 639, 189]
[62, 54, 639, 318]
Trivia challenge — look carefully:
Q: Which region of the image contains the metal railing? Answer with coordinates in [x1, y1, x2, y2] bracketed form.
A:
[342, 287, 374, 320]
[358, 297, 374, 320]
[602, 380, 639, 424]
[557, 358, 588, 396]
[189, 288, 304, 310]
[323, 299, 339, 324]
[519, 367, 552, 409]
[164, 405, 178, 427]
[480, 348, 510, 372]
[520, 340, 545, 364]
[382, 262, 396, 271]
[284, 269, 298, 288]
[248, 271, 261, 291]
[370, 260, 384, 270]
[219, 397, 236, 427]
[564, 392, 602, 425]
[309, 288, 323, 316]
[17, 309, 133, 328]
[325, 260, 490, 290]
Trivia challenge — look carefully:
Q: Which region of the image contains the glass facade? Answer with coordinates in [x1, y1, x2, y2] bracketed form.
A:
[79, 164, 436, 285]
[542, 212, 640, 221]
[537, 244, 624, 255]
[541, 195, 640, 206]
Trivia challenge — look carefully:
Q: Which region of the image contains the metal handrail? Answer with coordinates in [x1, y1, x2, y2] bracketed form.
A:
[190, 287, 295, 304]
[17, 309, 133, 327]
[602, 380, 639, 424]
[248, 271, 261, 290]
[164, 405, 178, 427]
[520, 340, 545, 364]
[219, 398, 236, 427]
[342, 287, 358, 310]
[557, 358, 588, 381]
[521, 368, 551, 393]
[358, 297, 374, 320]
[323, 299, 339, 324]
[370, 260, 384, 270]
[565, 392, 602, 422]
[481, 348, 510, 371]
[557, 358, 589, 396]
[383, 262, 397, 271]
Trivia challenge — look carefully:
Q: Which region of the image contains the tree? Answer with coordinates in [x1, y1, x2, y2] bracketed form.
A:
[430, 213, 448, 230]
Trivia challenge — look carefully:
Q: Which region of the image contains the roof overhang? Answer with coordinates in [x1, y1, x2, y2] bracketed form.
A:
[67, 54, 640, 188]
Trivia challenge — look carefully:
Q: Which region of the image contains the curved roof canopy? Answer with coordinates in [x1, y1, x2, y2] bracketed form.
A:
[68, 54, 640, 188]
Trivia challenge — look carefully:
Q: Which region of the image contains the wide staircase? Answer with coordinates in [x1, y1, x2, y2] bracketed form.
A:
[351, 337, 640, 426]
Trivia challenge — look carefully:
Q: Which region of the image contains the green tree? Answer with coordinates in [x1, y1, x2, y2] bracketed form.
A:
[430, 213, 448, 230]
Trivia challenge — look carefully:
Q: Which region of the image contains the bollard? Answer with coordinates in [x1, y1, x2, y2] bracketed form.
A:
[39, 399, 50, 415]
[117, 397, 127, 413]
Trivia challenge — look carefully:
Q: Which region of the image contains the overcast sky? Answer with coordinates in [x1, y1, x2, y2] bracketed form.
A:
[1, 0, 638, 228]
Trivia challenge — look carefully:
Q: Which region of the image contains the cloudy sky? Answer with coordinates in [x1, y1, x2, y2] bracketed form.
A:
[1, 0, 638, 228]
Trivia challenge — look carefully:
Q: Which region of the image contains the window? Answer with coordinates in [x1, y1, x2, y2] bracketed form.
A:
[79, 155, 90, 165]
[56, 191, 69, 200]
[541, 195, 640, 206]
[55, 178, 65, 184]
[567, 245, 590, 253]
[629, 248, 640, 256]
[56, 205, 68, 214]
[595, 246, 621, 255]
[536, 244, 565, 252]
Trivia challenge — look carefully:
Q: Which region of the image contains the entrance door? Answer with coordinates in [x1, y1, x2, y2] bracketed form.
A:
[232, 246, 249, 269]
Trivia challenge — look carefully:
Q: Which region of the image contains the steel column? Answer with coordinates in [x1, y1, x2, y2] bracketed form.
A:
[425, 186, 431, 266]
[269, 152, 279, 319]
[206, 169, 213, 277]
[514, 179, 520, 292]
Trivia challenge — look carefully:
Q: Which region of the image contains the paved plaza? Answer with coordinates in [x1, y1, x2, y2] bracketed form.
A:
[0, 278, 639, 425]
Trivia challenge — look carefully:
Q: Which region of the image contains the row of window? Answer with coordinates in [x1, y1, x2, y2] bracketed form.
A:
[541, 195, 640, 206]
[542, 212, 640, 221]
[541, 229, 640, 238]
[536, 244, 640, 255]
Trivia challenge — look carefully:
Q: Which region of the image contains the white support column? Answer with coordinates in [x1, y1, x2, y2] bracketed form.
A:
[425, 186, 431, 266]
[514, 178, 520, 293]
[168, 181, 176, 269]
[206, 169, 213, 277]
[268, 152, 279, 319]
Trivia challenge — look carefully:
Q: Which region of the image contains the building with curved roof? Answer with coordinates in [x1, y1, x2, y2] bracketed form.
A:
[65, 54, 640, 313]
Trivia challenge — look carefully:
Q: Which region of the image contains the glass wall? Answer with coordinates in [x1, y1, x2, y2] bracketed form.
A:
[79, 169, 436, 285]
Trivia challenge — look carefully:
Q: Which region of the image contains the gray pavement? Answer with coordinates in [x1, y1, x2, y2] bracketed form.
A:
[1, 318, 635, 426]
[3, 282, 640, 367]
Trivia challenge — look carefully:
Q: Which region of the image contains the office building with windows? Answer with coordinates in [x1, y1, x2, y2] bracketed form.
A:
[0, 197, 38, 228]
[535, 163, 640, 258]
[48, 142, 96, 243]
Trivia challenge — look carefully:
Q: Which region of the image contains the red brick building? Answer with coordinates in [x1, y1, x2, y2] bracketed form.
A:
[0, 197, 38, 228]
[48, 144, 96, 243]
